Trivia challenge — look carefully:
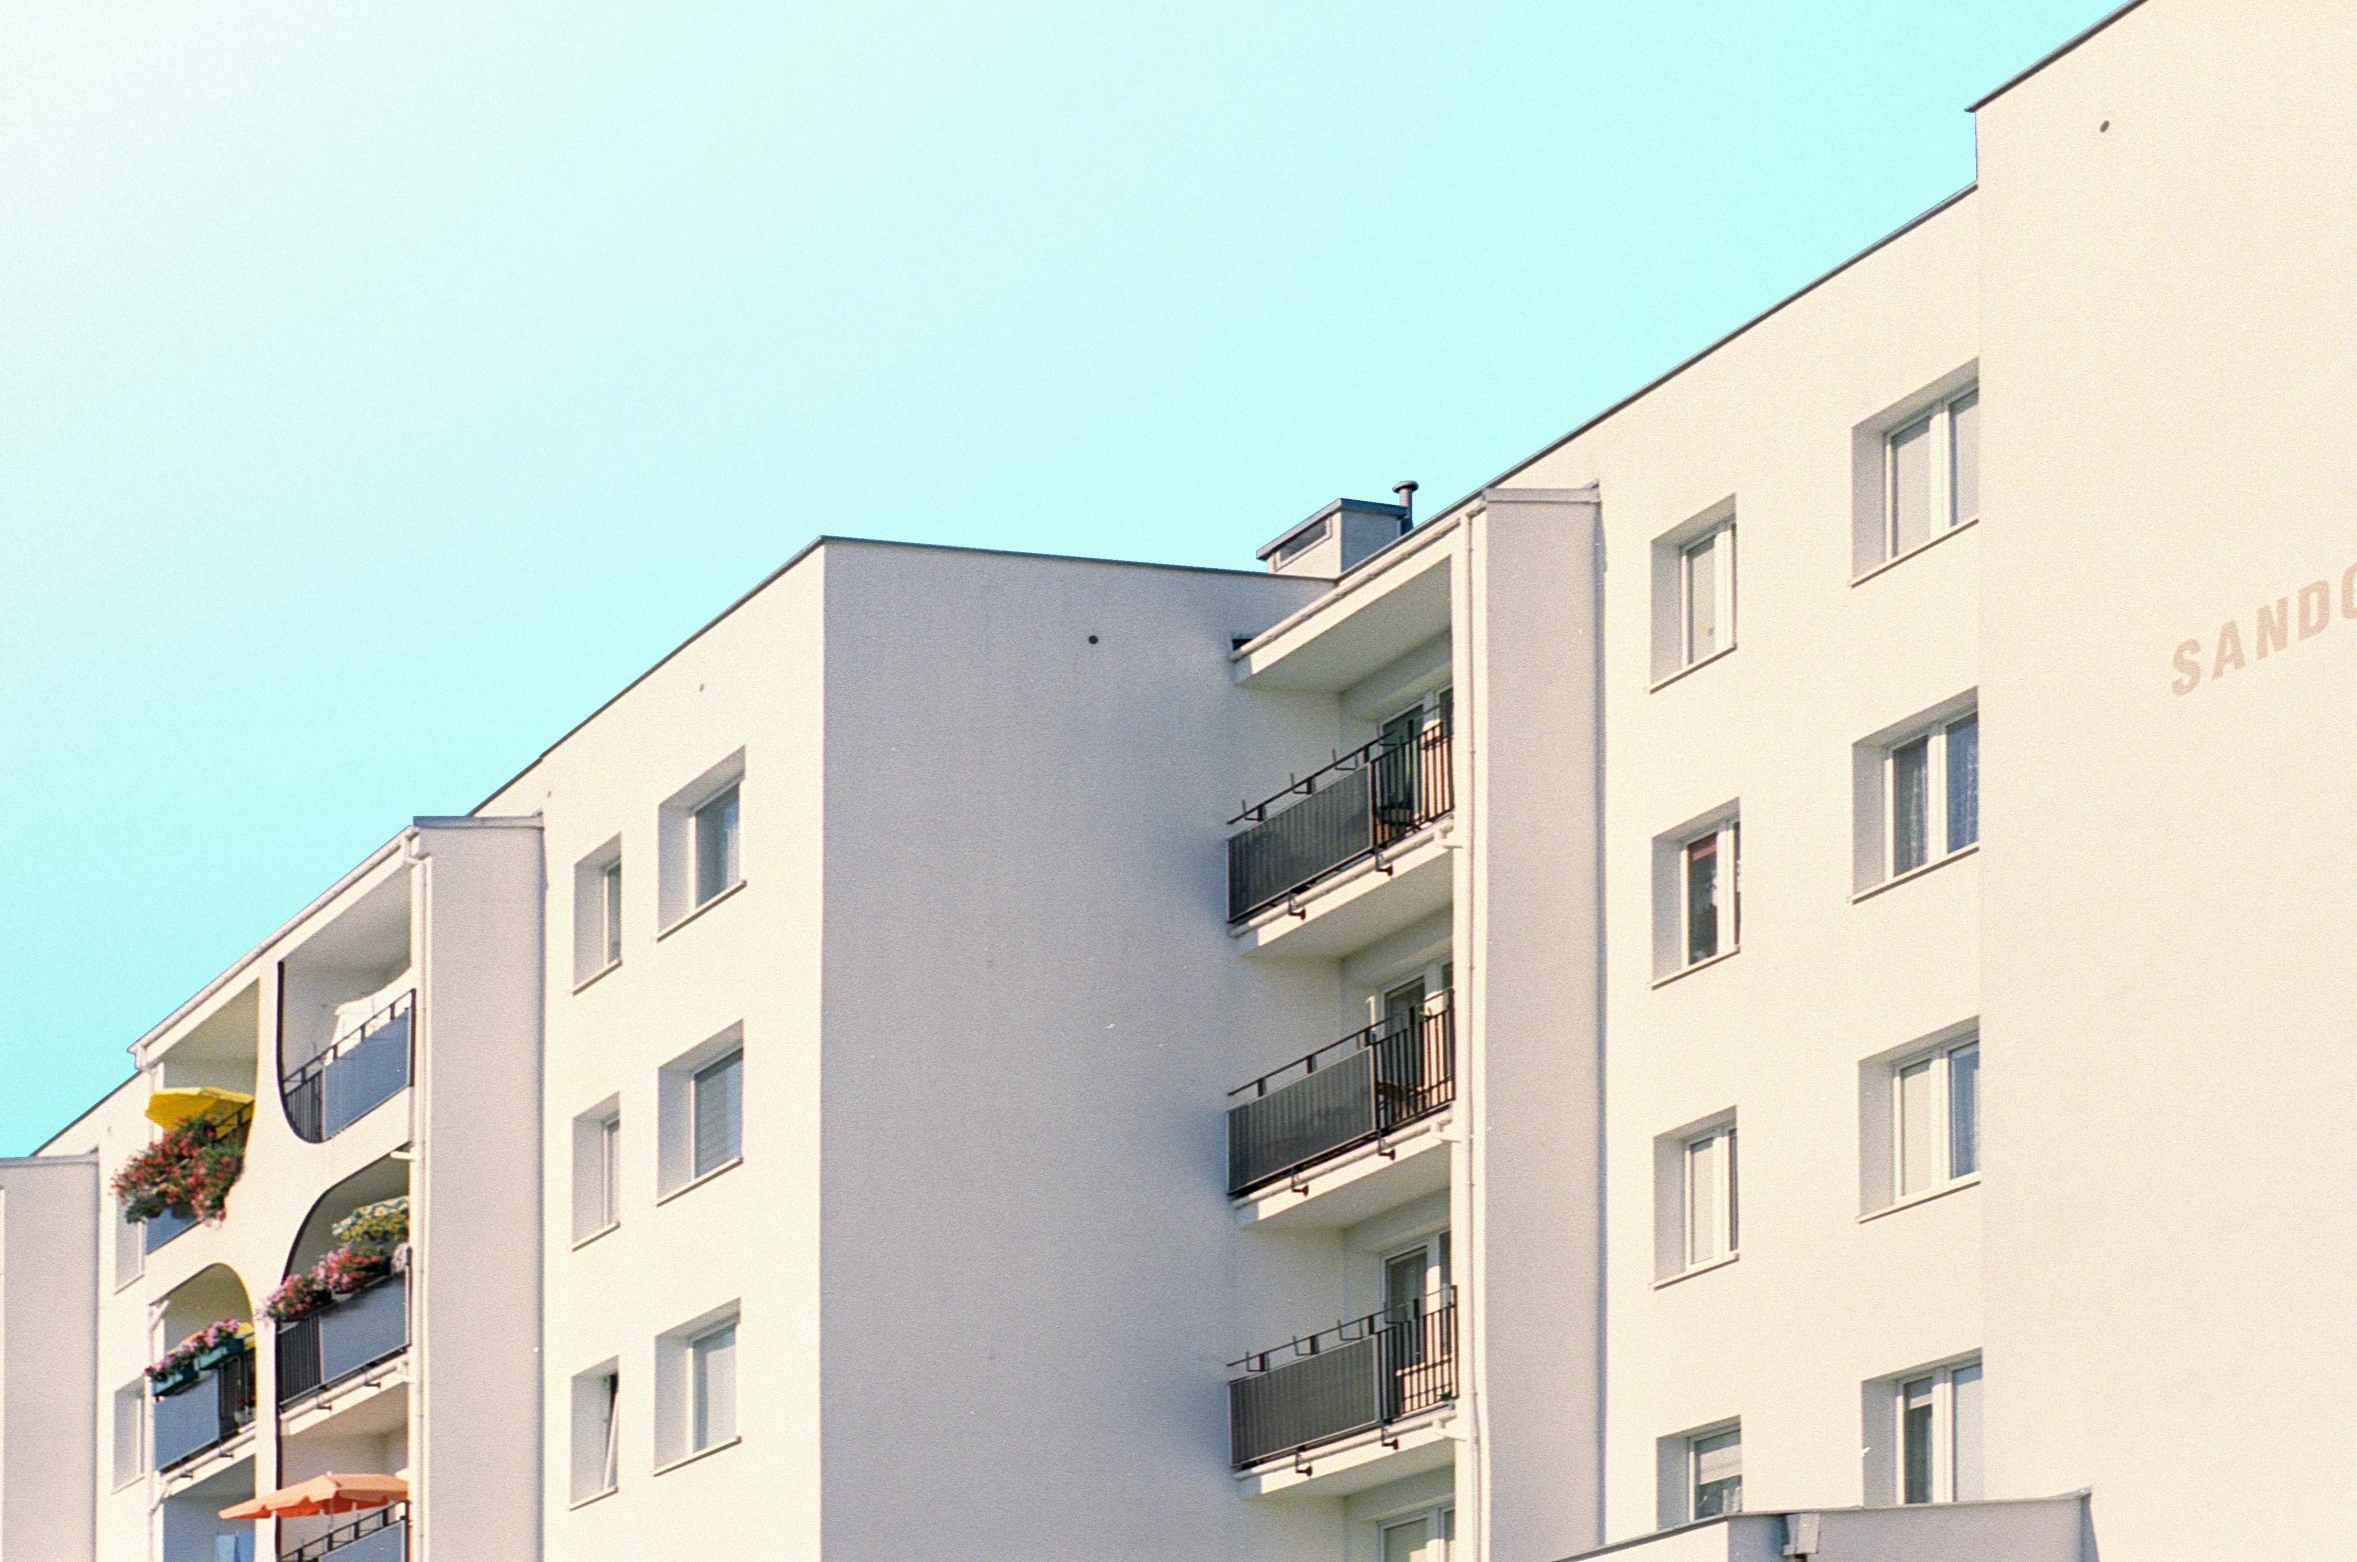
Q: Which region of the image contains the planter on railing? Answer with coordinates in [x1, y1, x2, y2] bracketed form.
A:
[1227, 994, 1456, 1195]
[284, 992, 414, 1143]
[114, 1108, 249, 1234]
[277, 1275, 409, 1409]
[1227, 722, 1452, 922]
[153, 1347, 255, 1471]
[1228, 1292, 1458, 1468]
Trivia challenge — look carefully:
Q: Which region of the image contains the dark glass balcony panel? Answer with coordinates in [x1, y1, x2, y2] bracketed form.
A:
[284, 994, 413, 1145]
[1227, 723, 1452, 922]
[1228, 1298, 1458, 1469]
[144, 1206, 199, 1253]
[278, 1277, 408, 1409]
[154, 1350, 255, 1471]
[1227, 995, 1457, 1195]
[283, 1504, 407, 1562]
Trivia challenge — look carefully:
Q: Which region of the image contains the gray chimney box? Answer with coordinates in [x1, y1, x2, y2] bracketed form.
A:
[1257, 498, 1412, 580]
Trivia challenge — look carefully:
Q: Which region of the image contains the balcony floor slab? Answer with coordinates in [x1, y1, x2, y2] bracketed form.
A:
[1235, 1114, 1452, 1230]
[1232, 831, 1452, 959]
[1236, 1408, 1455, 1499]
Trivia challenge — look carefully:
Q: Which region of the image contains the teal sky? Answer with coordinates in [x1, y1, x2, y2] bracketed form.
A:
[0, 1, 2108, 1150]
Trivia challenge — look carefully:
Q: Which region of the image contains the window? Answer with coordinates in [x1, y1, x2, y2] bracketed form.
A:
[693, 786, 740, 908]
[689, 1320, 738, 1453]
[1650, 503, 1737, 684]
[1896, 1037, 1979, 1198]
[1881, 1357, 1983, 1505]
[659, 1026, 744, 1197]
[1657, 1420, 1740, 1528]
[1655, 1114, 1737, 1279]
[569, 1362, 620, 1504]
[113, 1198, 143, 1291]
[658, 750, 746, 931]
[571, 1100, 622, 1243]
[112, 1379, 146, 1488]
[1853, 701, 1977, 892]
[1854, 376, 1978, 576]
[1380, 1507, 1454, 1562]
[1383, 1231, 1452, 1325]
[1655, 809, 1739, 977]
[655, 1302, 742, 1469]
[571, 839, 624, 985]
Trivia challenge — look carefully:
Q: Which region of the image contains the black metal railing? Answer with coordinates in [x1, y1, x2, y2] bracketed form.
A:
[278, 1274, 408, 1410]
[282, 1501, 407, 1562]
[284, 992, 414, 1143]
[1227, 721, 1453, 922]
[1227, 993, 1456, 1195]
[154, 1348, 256, 1472]
[1228, 1292, 1459, 1468]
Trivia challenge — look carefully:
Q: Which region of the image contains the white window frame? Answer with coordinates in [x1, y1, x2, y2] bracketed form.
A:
[571, 838, 624, 988]
[1852, 369, 1979, 579]
[1852, 697, 1977, 895]
[654, 1301, 742, 1471]
[1892, 1036, 1979, 1203]
[1681, 821, 1738, 970]
[1656, 1418, 1741, 1529]
[111, 1378, 146, 1488]
[113, 1197, 144, 1291]
[658, 1025, 745, 1199]
[657, 750, 746, 933]
[568, 1360, 620, 1506]
[1653, 1110, 1738, 1282]
[571, 1098, 622, 1245]
[1649, 500, 1738, 686]
[1377, 1504, 1455, 1561]
[1653, 806, 1740, 981]
[1884, 1356, 1983, 1506]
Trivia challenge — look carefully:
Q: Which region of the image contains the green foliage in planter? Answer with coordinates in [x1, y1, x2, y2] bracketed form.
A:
[329, 1196, 408, 1254]
[112, 1113, 247, 1225]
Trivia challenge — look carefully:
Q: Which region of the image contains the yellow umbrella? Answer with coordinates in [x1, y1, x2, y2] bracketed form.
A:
[219, 1472, 407, 1521]
[144, 1088, 254, 1130]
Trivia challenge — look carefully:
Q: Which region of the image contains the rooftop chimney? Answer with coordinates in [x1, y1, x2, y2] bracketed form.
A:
[1257, 490, 1416, 580]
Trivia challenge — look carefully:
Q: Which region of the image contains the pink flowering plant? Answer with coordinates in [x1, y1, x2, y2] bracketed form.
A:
[146, 1318, 251, 1390]
[111, 1113, 247, 1224]
[261, 1271, 332, 1324]
[312, 1244, 392, 1296]
[265, 1197, 408, 1321]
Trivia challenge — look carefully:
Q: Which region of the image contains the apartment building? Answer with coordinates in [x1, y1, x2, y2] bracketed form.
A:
[4, 1, 2350, 1558]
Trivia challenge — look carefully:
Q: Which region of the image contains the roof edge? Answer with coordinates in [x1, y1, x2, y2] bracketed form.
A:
[1968, 0, 2153, 112]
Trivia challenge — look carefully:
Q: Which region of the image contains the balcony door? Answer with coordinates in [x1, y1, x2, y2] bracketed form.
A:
[1374, 688, 1451, 840]
[1382, 1506, 1455, 1562]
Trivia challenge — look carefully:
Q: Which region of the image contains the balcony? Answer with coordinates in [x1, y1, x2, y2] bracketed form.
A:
[285, 992, 413, 1143]
[1228, 721, 1453, 925]
[1229, 1290, 1457, 1475]
[283, 1502, 408, 1562]
[1557, 1494, 2090, 1562]
[1229, 994, 1455, 1197]
[155, 1350, 256, 1472]
[279, 1275, 408, 1409]
[146, 1205, 201, 1252]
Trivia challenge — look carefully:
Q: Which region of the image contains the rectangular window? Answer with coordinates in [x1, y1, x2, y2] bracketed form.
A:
[1859, 703, 1978, 890]
[1681, 523, 1732, 667]
[572, 1101, 622, 1243]
[1381, 1507, 1454, 1562]
[692, 1050, 743, 1179]
[689, 1321, 738, 1453]
[693, 786, 741, 908]
[569, 1363, 620, 1504]
[1684, 822, 1737, 967]
[1854, 376, 1979, 576]
[571, 839, 624, 986]
[1685, 1124, 1736, 1267]
[1896, 1358, 1984, 1505]
[658, 751, 746, 931]
[112, 1379, 146, 1488]
[1655, 810, 1738, 979]
[1692, 1425, 1743, 1518]
[113, 1198, 144, 1291]
[1894, 1037, 1979, 1200]
[659, 1026, 745, 1197]
[1650, 504, 1738, 684]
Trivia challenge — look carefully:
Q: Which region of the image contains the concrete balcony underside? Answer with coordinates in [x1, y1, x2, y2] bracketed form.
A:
[1234, 1111, 1451, 1229]
[1231, 829, 1451, 958]
[1562, 1493, 2091, 1562]
[1235, 1406, 1456, 1499]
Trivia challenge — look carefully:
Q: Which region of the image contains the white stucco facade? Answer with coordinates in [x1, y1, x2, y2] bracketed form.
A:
[5, 3, 2347, 1559]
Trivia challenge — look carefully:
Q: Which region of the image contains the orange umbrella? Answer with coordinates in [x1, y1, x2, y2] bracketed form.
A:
[220, 1473, 408, 1521]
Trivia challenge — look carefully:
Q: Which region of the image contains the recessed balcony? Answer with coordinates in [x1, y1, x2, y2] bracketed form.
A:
[278, 1275, 408, 1412]
[1228, 993, 1455, 1199]
[1228, 722, 1453, 927]
[1229, 1290, 1458, 1487]
[284, 1501, 409, 1562]
[156, 1348, 256, 1473]
[284, 990, 413, 1143]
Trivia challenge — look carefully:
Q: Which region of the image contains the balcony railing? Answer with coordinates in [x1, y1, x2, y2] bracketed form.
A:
[285, 992, 414, 1143]
[1227, 721, 1453, 922]
[1228, 1291, 1458, 1468]
[1227, 993, 1456, 1196]
[144, 1205, 200, 1253]
[278, 1275, 408, 1409]
[283, 1502, 408, 1562]
[154, 1349, 256, 1472]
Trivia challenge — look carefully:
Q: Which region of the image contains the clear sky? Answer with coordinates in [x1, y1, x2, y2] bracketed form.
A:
[0, 0, 2109, 1151]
